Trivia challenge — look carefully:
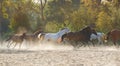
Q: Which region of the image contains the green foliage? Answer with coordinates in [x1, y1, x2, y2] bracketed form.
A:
[45, 21, 60, 32]
[111, 8, 120, 29]
[1, 0, 120, 39]
[45, 0, 80, 23]
[96, 11, 112, 32]
[9, 11, 31, 32]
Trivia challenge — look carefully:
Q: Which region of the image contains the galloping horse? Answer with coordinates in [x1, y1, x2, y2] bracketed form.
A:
[105, 29, 120, 45]
[61, 26, 97, 47]
[6, 30, 43, 48]
[23, 30, 43, 42]
[6, 33, 25, 49]
[90, 32, 106, 44]
[38, 28, 70, 43]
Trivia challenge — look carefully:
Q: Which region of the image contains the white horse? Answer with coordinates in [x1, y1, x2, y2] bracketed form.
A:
[90, 32, 106, 44]
[38, 28, 70, 43]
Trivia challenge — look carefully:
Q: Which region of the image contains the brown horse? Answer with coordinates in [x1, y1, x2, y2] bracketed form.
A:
[6, 33, 25, 49]
[106, 29, 120, 45]
[6, 30, 43, 48]
[23, 30, 43, 44]
[61, 26, 97, 47]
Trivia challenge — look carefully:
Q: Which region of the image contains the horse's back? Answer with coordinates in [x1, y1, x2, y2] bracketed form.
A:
[97, 32, 105, 37]
[106, 29, 120, 41]
[111, 29, 120, 36]
[111, 29, 120, 33]
[64, 31, 88, 41]
[45, 33, 57, 39]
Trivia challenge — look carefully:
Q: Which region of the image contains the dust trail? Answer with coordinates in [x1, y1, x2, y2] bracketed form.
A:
[26, 42, 74, 51]
[0, 41, 74, 51]
[0, 41, 120, 51]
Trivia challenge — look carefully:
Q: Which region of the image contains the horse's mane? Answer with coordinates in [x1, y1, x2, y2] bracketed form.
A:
[80, 26, 91, 33]
[112, 29, 120, 32]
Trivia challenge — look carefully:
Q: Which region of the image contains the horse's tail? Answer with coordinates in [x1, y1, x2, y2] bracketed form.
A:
[38, 33, 45, 41]
[38, 33, 42, 39]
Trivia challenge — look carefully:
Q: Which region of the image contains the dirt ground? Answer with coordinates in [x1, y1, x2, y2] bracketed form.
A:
[0, 42, 120, 66]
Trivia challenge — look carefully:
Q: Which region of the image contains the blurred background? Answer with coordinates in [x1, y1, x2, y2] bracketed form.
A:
[0, 0, 120, 40]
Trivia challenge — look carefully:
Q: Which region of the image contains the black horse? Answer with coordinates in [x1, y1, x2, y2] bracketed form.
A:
[61, 26, 97, 48]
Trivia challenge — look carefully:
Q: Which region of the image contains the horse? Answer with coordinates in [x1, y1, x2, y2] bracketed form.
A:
[90, 32, 106, 45]
[24, 30, 42, 41]
[23, 30, 43, 45]
[6, 33, 25, 49]
[61, 26, 97, 47]
[6, 30, 43, 48]
[38, 27, 70, 43]
[105, 29, 120, 46]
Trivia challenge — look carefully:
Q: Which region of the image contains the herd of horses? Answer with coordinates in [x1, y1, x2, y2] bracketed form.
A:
[5, 26, 120, 49]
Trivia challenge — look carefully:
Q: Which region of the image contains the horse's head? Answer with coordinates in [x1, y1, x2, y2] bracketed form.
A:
[22, 32, 26, 36]
[21, 32, 26, 39]
[81, 26, 97, 35]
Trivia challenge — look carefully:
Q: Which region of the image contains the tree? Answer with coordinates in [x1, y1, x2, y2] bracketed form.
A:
[33, 0, 47, 30]
[9, 8, 31, 33]
[96, 11, 112, 32]
[44, 0, 81, 31]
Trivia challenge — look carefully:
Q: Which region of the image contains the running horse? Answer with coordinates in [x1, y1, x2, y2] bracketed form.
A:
[105, 29, 120, 46]
[38, 27, 70, 43]
[61, 26, 97, 47]
[6, 33, 25, 49]
[90, 32, 106, 44]
[23, 30, 43, 44]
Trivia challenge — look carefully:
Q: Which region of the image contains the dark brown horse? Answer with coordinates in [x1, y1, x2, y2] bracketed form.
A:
[106, 29, 120, 45]
[61, 26, 97, 47]
[23, 30, 43, 44]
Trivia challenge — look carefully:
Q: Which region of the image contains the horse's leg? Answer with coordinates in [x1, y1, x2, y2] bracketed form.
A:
[101, 36, 104, 45]
[19, 43, 22, 49]
[7, 41, 13, 48]
[91, 40, 95, 47]
[97, 37, 100, 45]
[113, 41, 119, 48]
[81, 41, 86, 47]
[72, 41, 78, 50]
[19, 42, 23, 49]
[13, 42, 17, 49]
[7, 41, 11, 48]
[82, 40, 89, 47]
[87, 41, 91, 48]
[100, 37, 104, 45]
[74, 41, 79, 49]
[112, 37, 117, 46]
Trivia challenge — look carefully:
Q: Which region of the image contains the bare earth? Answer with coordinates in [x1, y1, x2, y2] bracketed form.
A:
[0, 42, 120, 66]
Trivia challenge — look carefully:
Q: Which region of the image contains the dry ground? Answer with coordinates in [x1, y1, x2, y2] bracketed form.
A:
[0, 42, 120, 66]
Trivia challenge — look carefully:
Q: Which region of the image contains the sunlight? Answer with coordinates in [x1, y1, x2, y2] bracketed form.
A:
[33, 0, 39, 3]
[32, 0, 47, 4]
